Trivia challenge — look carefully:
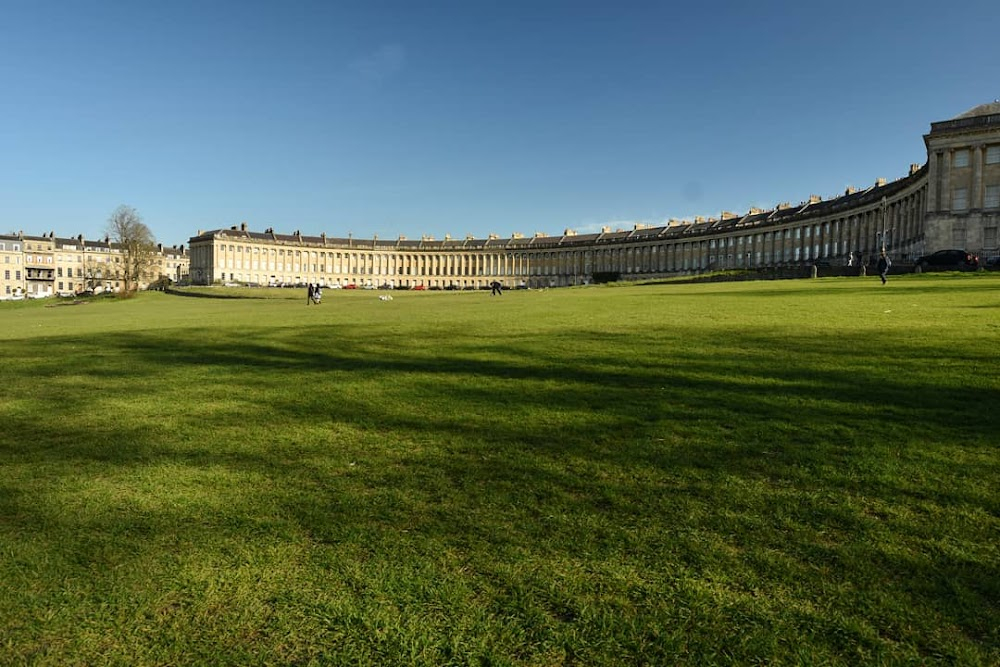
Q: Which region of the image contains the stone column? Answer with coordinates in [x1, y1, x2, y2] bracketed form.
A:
[973, 144, 984, 209]
[927, 152, 938, 212]
[943, 150, 953, 210]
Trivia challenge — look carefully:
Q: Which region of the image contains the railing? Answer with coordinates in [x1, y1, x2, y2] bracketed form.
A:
[930, 113, 1000, 133]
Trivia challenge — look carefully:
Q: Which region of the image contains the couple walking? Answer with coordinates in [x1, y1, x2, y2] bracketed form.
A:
[307, 283, 322, 304]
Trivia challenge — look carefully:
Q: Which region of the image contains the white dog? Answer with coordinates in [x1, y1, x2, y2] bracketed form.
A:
[379, 295, 393, 301]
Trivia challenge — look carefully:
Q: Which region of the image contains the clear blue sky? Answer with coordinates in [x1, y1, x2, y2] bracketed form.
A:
[2, 0, 999, 247]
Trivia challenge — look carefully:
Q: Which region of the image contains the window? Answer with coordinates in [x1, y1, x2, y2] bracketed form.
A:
[952, 187, 969, 211]
[987, 145, 1000, 164]
[953, 149, 970, 168]
[985, 227, 997, 249]
[985, 184, 1000, 209]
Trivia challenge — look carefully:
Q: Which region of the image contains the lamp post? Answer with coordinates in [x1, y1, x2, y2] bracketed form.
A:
[877, 197, 892, 253]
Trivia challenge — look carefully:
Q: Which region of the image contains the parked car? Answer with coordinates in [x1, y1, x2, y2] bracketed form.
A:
[915, 249, 979, 271]
[412, 285, 426, 291]
[985, 256, 1000, 269]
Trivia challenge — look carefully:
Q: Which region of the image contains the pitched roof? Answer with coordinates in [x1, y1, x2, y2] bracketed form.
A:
[954, 101, 1000, 119]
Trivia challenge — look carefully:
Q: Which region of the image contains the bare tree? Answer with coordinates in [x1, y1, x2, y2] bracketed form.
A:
[81, 254, 105, 293]
[106, 205, 156, 293]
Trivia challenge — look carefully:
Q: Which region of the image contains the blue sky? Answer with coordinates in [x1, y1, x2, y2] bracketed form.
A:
[2, 0, 999, 247]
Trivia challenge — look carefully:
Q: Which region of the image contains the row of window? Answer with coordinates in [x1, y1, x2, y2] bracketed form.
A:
[952, 145, 1000, 168]
[952, 184, 1000, 210]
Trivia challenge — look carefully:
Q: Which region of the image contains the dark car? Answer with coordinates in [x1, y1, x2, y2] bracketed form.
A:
[985, 256, 1000, 269]
[915, 249, 979, 271]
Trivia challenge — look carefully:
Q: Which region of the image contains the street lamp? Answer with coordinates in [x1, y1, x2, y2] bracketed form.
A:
[877, 196, 893, 253]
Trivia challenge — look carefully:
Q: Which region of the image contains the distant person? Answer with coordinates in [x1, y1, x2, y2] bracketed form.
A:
[307, 283, 314, 305]
[877, 251, 891, 285]
[312, 284, 322, 304]
[847, 252, 854, 267]
[490, 280, 502, 296]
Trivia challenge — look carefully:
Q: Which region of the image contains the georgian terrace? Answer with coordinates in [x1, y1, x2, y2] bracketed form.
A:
[188, 165, 928, 289]
[188, 102, 1000, 288]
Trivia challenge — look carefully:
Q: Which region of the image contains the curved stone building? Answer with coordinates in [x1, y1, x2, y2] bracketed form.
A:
[188, 104, 1000, 288]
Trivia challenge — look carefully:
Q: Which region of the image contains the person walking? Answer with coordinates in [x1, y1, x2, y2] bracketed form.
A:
[877, 251, 891, 285]
[490, 280, 502, 296]
[307, 283, 314, 304]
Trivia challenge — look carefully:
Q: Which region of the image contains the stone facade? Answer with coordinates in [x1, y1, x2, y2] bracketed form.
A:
[181, 102, 999, 288]
[924, 102, 1000, 253]
[0, 232, 189, 299]
[0, 234, 24, 299]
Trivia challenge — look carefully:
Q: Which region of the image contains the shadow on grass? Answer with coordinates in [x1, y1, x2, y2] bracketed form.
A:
[1, 323, 998, 661]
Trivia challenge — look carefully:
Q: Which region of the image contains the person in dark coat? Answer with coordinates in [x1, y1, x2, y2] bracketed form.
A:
[490, 281, 502, 296]
[307, 283, 314, 304]
[877, 251, 891, 285]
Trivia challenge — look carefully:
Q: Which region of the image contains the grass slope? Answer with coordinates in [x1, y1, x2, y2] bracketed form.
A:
[1, 276, 998, 666]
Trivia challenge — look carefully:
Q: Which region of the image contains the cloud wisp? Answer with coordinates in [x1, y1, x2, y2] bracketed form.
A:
[349, 44, 405, 84]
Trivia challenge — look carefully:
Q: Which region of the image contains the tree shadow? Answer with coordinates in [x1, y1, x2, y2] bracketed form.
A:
[1, 322, 997, 661]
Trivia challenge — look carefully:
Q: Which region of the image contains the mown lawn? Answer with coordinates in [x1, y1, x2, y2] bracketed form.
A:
[1, 275, 998, 666]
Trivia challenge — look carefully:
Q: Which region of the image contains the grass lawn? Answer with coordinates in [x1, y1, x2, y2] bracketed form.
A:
[1, 275, 998, 666]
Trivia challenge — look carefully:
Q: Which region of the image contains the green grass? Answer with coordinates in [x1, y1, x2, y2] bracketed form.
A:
[1, 275, 998, 666]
